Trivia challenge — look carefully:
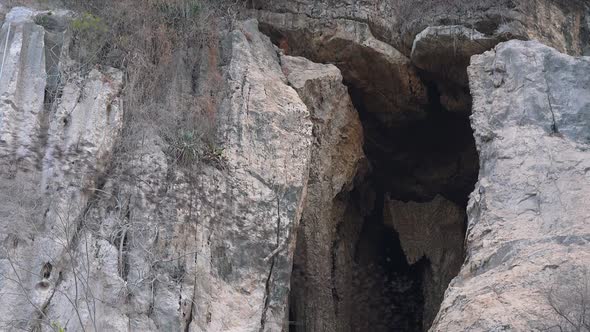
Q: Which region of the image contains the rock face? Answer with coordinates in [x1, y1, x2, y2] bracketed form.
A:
[252, 0, 589, 57]
[280, 55, 365, 332]
[431, 40, 590, 331]
[410, 25, 499, 86]
[257, 11, 428, 125]
[0, 7, 124, 330]
[384, 195, 465, 328]
[178, 20, 313, 332]
[254, 0, 589, 117]
[0, 7, 316, 331]
[2, 1, 590, 331]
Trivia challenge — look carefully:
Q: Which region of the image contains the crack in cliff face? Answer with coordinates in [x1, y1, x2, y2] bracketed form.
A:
[259, 195, 282, 331]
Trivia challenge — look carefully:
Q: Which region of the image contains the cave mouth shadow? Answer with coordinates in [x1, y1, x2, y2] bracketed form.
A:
[341, 79, 478, 331]
[346, 182, 430, 332]
[290, 76, 478, 331]
[279, 33, 480, 329]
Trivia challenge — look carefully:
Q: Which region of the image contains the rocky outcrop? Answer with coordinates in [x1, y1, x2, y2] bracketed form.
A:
[252, 0, 589, 57]
[254, 0, 589, 117]
[257, 11, 428, 125]
[178, 20, 313, 332]
[384, 195, 465, 328]
[2, 1, 590, 331]
[41, 18, 314, 332]
[0, 7, 316, 330]
[410, 25, 499, 86]
[252, 3, 590, 331]
[277, 25, 478, 332]
[280, 55, 365, 332]
[431, 40, 590, 331]
[0, 7, 123, 330]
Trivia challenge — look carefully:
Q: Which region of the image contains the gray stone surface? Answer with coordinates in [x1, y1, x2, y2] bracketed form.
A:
[0, 7, 124, 331]
[2, 1, 590, 331]
[256, 10, 428, 124]
[431, 40, 590, 331]
[181, 19, 313, 332]
[0, 9, 315, 331]
[411, 25, 500, 86]
[254, 1, 588, 119]
[252, 0, 589, 57]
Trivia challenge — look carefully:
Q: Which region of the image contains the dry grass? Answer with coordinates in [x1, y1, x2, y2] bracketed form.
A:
[58, 0, 240, 171]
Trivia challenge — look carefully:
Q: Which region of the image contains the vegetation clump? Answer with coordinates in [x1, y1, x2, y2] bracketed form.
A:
[164, 127, 226, 168]
[68, 12, 110, 71]
[70, 12, 108, 35]
[155, 0, 201, 24]
[61, 0, 236, 170]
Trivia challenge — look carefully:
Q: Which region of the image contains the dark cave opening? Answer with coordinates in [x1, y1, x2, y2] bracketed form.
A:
[347, 182, 428, 332]
[348, 81, 478, 207]
[272, 19, 480, 328]
[341, 79, 477, 331]
[289, 76, 478, 331]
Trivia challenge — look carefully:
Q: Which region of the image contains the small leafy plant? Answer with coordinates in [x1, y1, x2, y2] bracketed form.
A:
[166, 128, 225, 168]
[168, 129, 203, 165]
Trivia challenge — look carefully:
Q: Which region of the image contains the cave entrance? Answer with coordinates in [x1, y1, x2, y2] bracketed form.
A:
[344, 78, 477, 331]
[289, 75, 478, 331]
[270, 27, 480, 332]
[346, 183, 427, 331]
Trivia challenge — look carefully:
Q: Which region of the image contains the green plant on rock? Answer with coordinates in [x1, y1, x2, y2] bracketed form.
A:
[168, 129, 203, 165]
[204, 142, 226, 166]
[69, 12, 110, 70]
[51, 321, 66, 332]
[166, 128, 226, 168]
[71, 12, 108, 36]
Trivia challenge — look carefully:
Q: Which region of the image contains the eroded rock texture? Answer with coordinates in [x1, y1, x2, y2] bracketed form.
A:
[431, 40, 590, 331]
[384, 195, 465, 328]
[1, 0, 590, 331]
[0, 9, 315, 331]
[280, 55, 366, 332]
[257, 10, 429, 125]
[109, 19, 313, 332]
[0, 7, 124, 330]
[254, 0, 589, 118]
[252, 0, 589, 56]
[181, 20, 313, 332]
[247, 2, 590, 331]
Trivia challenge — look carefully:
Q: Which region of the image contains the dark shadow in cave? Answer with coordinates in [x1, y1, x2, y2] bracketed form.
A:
[342, 78, 478, 331]
[348, 181, 428, 332]
[347, 80, 478, 207]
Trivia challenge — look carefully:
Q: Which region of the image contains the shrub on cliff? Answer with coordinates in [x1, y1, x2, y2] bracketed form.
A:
[69, 12, 109, 69]
[61, 0, 240, 170]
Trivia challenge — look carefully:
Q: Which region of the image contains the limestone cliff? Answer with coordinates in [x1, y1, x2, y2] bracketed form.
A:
[431, 40, 590, 331]
[0, 7, 313, 331]
[0, 1, 589, 332]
